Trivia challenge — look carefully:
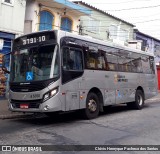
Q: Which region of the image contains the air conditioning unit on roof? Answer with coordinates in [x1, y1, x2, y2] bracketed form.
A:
[128, 40, 142, 50]
[112, 39, 125, 46]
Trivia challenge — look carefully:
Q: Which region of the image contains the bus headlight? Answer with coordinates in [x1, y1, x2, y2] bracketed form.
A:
[51, 89, 57, 97]
[43, 87, 59, 102]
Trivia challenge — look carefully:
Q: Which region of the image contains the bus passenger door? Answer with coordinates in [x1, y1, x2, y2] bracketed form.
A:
[62, 46, 84, 111]
[65, 83, 80, 111]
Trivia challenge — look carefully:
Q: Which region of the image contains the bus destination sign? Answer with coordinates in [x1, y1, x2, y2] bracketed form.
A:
[22, 36, 46, 45]
[13, 31, 56, 48]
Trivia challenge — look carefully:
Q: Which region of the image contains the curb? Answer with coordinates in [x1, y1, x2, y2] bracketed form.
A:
[0, 113, 34, 120]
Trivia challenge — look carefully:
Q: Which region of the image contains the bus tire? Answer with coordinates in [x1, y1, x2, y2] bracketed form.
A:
[127, 90, 144, 110]
[84, 92, 100, 119]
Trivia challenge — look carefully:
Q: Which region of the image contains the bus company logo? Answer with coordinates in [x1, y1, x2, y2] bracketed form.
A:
[114, 74, 128, 83]
[20, 82, 30, 85]
[2, 146, 12, 152]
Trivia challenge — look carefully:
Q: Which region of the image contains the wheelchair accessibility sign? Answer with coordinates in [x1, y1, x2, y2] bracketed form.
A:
[26, 72, 33, 81]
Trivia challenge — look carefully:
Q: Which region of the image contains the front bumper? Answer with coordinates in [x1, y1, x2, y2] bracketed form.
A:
[9, 95, 62, 113]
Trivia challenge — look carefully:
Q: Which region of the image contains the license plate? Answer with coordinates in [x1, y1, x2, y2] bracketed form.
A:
[20, 104, 29, 109]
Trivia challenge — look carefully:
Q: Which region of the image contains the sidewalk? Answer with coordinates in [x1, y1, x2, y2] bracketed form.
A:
[0, 99, 32, 119]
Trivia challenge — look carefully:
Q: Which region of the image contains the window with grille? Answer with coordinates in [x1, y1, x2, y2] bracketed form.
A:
[39, 11, 54, 31]
[109, 25, 118, 39]
[61, 17, 72, 32]
[119, 28, 129, 41]
[87, 17, 100, 33]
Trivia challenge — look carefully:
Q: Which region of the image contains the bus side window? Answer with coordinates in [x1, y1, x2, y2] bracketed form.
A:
[63, 48, 70, 70]
[97, 50, 107, 70]
[116, 50, 132, 72]
[88, 56, 96, 68]
[134, 58, 142, 73]
[149, 56, 155, 74]
[62, 46, 84, 84]
[62, 47, 83, 71]
[86, 49, 98, 69]
[128, 52, 142, 73]
[105, 53, 118, 71]
[141, 56, 151, 74]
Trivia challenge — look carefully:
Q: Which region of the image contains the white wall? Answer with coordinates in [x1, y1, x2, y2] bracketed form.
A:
[0, 0, 26, 36]
[78, 3, 134, 42]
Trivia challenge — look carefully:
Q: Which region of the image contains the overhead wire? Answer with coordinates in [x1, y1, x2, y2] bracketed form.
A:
[80, 18, 160, 25]
[85, 12, 160, 19]
[74, 0, 154, 4]
[40, 2, 160, 12]
[95, 4, 160, 11]
[40, 3, 160, 20]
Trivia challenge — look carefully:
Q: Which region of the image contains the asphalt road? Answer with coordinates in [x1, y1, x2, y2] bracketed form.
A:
[0, 97, 160, 154]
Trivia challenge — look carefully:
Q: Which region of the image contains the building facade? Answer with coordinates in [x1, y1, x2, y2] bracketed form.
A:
[134, 29, 160, 63]
[134, 30, 160, 90]
[0, 0, 26, 98]
[24, 0, 91, 34]
[74, 1, 135, 45]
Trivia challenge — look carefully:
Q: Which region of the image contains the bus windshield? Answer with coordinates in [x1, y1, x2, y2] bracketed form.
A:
[10, 44, 59, 82]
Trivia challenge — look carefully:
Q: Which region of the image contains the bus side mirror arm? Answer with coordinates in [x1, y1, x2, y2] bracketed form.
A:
[2, 67, 10, 74]
[2, 54, 10, 74]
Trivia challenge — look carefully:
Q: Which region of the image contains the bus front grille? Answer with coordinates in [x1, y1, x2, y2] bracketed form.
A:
[11, 99, 42, 109]
[10, 84, 44, 92]
[10, 78, 55, 92]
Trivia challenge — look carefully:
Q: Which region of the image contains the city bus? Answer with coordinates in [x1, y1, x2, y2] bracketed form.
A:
[2, 30, 158, 119]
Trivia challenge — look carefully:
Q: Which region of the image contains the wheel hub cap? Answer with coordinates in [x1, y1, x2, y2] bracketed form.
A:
[138, 95, 143, 106]
[88, 99, 97, 112]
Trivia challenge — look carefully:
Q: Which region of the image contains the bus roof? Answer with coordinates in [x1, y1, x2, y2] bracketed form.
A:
[16, 30, 154, 57]
[57, 30, 154, 57]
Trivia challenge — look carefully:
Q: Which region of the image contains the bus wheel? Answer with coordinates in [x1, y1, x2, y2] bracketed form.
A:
[84, 92, 100, 119]
[127, 90, 144, 110]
